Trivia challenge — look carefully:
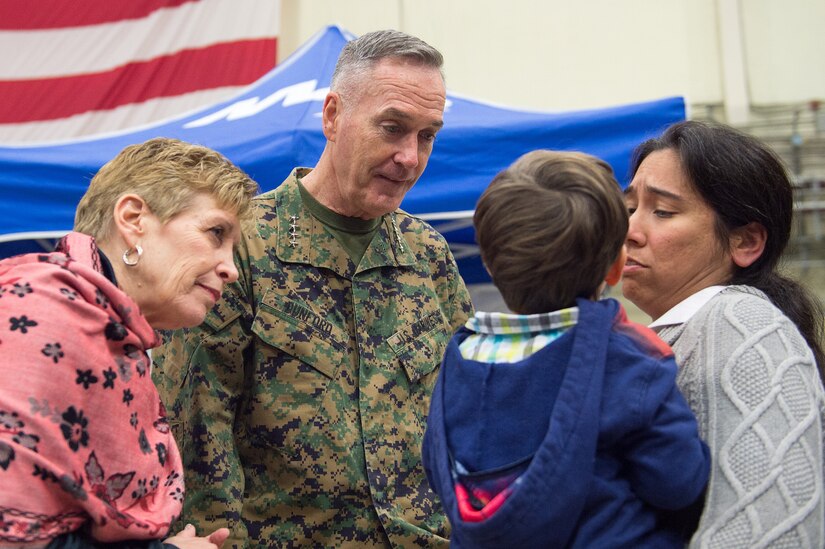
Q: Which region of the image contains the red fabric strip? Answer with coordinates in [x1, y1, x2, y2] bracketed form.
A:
[454, 482, 512, 523]
[0, 0, 198, 30]
[0, 38, 277, 124]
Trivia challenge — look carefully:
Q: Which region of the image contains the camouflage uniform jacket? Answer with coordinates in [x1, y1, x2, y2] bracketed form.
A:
[153, 169, 474, 548]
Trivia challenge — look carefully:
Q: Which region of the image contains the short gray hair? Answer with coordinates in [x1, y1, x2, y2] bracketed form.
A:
[331, 29, 444, 97]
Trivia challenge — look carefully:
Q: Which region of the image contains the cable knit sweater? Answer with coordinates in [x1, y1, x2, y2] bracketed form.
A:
[653, 285, 825, 548]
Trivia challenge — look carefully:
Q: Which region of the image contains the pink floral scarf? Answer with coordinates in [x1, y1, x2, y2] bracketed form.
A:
[0, 233, 183, 545]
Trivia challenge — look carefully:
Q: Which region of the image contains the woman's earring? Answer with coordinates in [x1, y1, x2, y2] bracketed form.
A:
[122, 244, 143, 266]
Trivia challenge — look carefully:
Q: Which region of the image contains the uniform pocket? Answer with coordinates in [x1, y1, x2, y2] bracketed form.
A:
[388, 310, 451, 384]
[246, 288, 348, 458]
[386, 311, 451, 429]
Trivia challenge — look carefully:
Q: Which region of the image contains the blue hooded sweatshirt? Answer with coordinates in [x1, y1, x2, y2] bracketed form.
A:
[422, 298, 710, 548]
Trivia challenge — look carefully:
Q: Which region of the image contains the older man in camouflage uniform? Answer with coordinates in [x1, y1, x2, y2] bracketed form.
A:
[153, 30, 473, 548]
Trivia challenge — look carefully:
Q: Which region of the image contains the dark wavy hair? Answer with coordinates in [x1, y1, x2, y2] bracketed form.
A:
[630, 120, 824, 373]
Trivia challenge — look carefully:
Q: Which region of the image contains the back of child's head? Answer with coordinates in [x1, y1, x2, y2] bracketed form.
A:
[474, 150, 628, 314]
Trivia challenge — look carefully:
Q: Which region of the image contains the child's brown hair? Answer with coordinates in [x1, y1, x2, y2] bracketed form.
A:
[474, 150, 628, 314]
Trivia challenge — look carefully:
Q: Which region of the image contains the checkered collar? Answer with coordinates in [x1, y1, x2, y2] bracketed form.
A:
[465, 307, 579, 335]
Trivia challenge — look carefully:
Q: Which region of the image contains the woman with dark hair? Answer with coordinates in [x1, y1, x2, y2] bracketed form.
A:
[622, 120, 825, 548]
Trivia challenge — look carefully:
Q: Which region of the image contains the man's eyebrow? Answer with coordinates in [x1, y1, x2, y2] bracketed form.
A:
[381, 107, 444, 129]
[382, 107, 411, 120]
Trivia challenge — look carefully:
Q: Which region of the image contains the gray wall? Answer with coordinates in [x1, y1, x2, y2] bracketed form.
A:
[279, 0, 825, 124]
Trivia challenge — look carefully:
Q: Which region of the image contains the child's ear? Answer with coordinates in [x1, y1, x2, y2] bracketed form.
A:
[730, 222, 767, 268]
[604, 246, 627, 287]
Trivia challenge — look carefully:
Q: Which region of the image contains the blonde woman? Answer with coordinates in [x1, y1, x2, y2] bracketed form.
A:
[0, 138, 257, 548]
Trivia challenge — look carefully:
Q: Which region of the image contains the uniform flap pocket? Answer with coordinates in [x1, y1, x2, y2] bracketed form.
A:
[251, 288, 347, 379]
[388, 311, 450, 384]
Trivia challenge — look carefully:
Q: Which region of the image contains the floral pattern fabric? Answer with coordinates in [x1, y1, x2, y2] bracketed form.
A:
[0, 232, 183, 545]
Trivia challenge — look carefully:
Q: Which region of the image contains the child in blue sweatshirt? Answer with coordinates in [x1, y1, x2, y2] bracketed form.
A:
[422, 150, 710, 548]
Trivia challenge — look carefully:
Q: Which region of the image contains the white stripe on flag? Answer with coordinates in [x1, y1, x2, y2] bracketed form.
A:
[0, 0, 280, 79]
[0, 87, 247, 145]
[0, 0, 280, 143]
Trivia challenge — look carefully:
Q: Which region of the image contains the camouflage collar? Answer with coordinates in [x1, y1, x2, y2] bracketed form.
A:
[273, 169, 416, 277]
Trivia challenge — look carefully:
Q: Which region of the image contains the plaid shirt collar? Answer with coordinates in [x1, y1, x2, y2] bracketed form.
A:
[465, 307, 579, 335]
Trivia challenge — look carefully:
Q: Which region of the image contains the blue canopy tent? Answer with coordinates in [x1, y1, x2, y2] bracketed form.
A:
[0, 25, 685, 283]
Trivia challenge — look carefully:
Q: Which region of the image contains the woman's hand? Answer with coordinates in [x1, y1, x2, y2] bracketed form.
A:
[164, 523, 231, 548]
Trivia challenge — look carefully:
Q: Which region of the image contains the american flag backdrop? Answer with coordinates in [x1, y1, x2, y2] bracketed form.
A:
[0, 0, 280, 143]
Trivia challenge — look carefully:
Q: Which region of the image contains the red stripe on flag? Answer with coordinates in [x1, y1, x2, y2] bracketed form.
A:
[0, 39, 276, 124]
[0, 0, 198, 30]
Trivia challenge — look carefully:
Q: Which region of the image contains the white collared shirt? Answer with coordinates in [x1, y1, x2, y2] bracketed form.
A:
[649, 286, 727, 329]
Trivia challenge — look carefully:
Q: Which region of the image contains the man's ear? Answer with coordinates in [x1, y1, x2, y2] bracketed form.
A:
[604, 246, 627, 287]
[112, 194, 149, 245]
[321, 92, 341, 141]
[730, 222, 767, 268]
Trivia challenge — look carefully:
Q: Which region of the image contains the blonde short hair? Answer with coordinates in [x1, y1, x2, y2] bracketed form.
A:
[74, 138, 258, 240]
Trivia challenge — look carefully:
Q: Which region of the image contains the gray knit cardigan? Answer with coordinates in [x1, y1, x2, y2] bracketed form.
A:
[654, 285, 825, 548]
